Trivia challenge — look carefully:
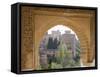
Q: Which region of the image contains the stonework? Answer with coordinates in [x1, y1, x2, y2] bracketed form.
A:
[21, 6, 96, 70]
[39, 30, 79, 68]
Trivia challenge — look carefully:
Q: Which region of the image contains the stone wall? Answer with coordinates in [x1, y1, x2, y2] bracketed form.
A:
[21, 6, 96, 70]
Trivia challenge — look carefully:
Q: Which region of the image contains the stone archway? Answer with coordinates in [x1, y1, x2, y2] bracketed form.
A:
[21, 6, 95, 70]
[34, 16, 94, 69]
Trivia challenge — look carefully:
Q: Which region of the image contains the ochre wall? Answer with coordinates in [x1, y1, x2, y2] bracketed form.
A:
[21, 6, 96, 70]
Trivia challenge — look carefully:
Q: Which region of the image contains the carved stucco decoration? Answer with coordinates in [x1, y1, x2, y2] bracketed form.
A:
[21, 6, 95, 70]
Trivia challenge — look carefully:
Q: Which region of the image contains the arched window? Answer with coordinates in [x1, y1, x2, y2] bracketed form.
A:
[39, 25, 81, 70]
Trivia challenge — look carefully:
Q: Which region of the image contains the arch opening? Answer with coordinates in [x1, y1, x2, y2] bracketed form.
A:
[38, 25, 82, 69]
